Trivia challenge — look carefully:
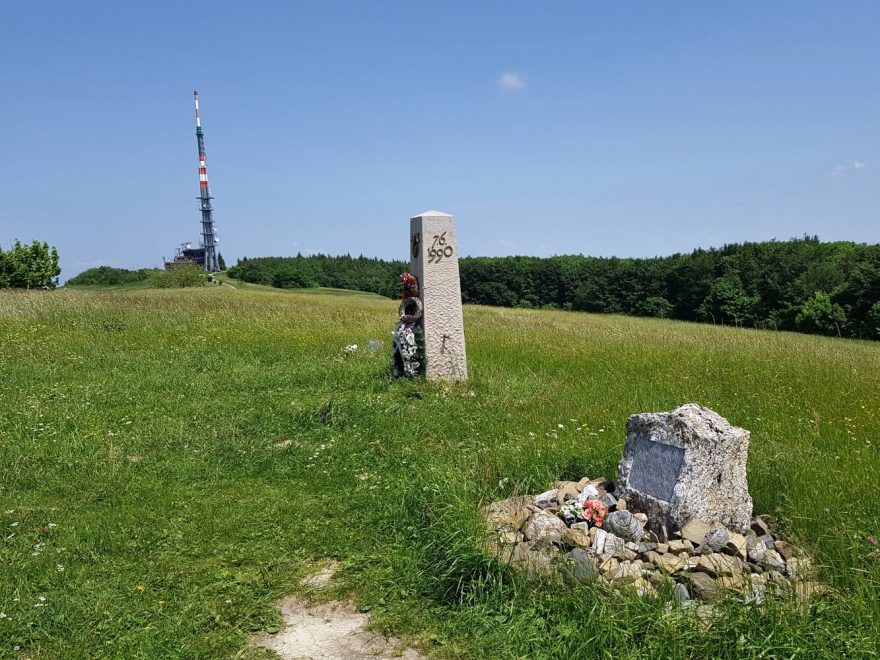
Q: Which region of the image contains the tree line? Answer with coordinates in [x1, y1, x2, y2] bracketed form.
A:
[66, 266, 153, 286]
[66, 265, 213, 289]
[228, 254, 407, 298]
[226, 238, 880, 340]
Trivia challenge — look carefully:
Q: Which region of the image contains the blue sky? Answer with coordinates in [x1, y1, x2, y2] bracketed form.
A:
[1, 2, 878, 279]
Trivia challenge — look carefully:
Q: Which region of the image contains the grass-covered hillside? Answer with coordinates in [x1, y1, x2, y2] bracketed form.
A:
[1, 285, 878, 658]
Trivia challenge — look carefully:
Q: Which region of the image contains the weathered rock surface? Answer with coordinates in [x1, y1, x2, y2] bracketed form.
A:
[689, 572, 719, 600]
[695, 553, 740, 578]
[603, 510, 645, 542]
[557, 482, 580, 504]
[600, 492, 618, 510]
[775, 540, 799, 560]
[760, 549, 786, 571]
[617, 404, 753, 533]
[533, 489, 559, 510]
[701, 527, 730, 553]
[598, 556, 620, 577]
[563, 548, 598, 581]
[680, 518, 713, 545]
[560, 526, 591, 548]
[498, 531, 524, 544]
[592, 528, 626, 557]
[524, 511, 565, 543]
[751, 517, 770, 536]
[574, 484, 600, 506]
[612, 561, 642, 584]
[667, 539, 694, 554]
[674, 582, 691, 603]
[652, 552, 691, 574]
[724, 532, 748, 560]
[506, 541, 560, 576]
[483, 495, 532, 532]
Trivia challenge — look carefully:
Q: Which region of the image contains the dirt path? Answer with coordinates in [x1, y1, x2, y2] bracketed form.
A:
[251, 564, 426, 660]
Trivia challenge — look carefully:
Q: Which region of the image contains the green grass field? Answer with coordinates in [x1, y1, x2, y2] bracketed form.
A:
[1, 285, 878, 658]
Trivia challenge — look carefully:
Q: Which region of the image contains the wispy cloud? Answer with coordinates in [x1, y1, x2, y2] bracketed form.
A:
[829, 160, 867, 176]
[499, 72, 526, 91]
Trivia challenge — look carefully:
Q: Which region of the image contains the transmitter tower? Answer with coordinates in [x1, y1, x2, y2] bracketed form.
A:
[193, 91, 219, 272]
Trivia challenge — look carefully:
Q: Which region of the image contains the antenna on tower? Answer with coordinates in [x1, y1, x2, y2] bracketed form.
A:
[194, 90, 219, 272]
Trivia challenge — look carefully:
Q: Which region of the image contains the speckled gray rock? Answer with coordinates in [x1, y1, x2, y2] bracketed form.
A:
[523, 511, 565, 543]
[617, 404, 753, 533]
[574, 484, 600, 506]
[506, 541, 560, 576]
[757, 534, 775, 550]
[689, 572, 719, 600]
[603, 510, 645, 542]
[563, 548, 598, 582]
[674, 582, 691, 603]
[483, 495, 532, 532]
[760, 549, 786, 571]
[747, 545, 766, 564]
[592, 528, 626, 556]
[533, 489, 558, 510]
[700, 527, 730, 553]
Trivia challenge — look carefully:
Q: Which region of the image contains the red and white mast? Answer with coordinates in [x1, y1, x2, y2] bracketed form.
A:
[194, 91, 219, 272]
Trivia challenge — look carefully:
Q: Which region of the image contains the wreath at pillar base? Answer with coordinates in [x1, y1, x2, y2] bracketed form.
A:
[391, 272, 425, 378]
[391, 322, 424, 378]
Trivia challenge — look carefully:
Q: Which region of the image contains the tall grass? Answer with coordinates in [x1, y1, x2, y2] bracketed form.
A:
[0, 286, 878, 658]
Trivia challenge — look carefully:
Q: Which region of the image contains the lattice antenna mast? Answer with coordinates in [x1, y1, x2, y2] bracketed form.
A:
[194, 91, 219, 272]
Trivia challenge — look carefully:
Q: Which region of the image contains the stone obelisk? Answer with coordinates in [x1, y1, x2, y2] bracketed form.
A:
[409, 210, 468, 381]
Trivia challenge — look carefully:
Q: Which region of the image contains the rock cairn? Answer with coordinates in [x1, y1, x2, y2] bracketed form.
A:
[483, 478, 823, 604]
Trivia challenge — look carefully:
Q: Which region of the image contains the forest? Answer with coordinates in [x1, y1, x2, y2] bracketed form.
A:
[228, 254, 407, 298]
[190, 238, 878, 340]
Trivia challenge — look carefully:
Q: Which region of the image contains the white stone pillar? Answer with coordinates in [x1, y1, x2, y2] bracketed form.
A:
[409, 210, 468, 381]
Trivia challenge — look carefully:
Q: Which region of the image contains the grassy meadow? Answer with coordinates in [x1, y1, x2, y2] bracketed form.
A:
[1, 284, 878, 658]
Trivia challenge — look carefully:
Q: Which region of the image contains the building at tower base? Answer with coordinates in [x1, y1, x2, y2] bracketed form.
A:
[164, 243, 207, 270]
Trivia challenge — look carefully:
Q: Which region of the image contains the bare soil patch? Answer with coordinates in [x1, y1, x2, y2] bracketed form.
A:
[251, 564, 425, 659]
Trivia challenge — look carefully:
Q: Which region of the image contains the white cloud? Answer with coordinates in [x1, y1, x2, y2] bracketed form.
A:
[829, 160, 868, 176]
[499, 72, 526, 91]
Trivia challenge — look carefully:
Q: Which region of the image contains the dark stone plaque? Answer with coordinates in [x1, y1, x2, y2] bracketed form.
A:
[628, 438, 685, 502]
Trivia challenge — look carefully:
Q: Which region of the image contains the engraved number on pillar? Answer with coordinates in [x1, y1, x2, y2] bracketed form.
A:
[428, 232, 454, 264]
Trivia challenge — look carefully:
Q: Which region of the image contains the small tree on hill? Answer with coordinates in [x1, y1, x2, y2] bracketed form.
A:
[867, 301, 880, 339]
[637, 296, 674, 318]
[795, 292, 846, 336]
[0, 240, 61, 289]
[697, 275, 759, 326]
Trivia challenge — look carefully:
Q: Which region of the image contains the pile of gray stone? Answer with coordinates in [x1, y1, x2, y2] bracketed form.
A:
[483, 404, 824, 604]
